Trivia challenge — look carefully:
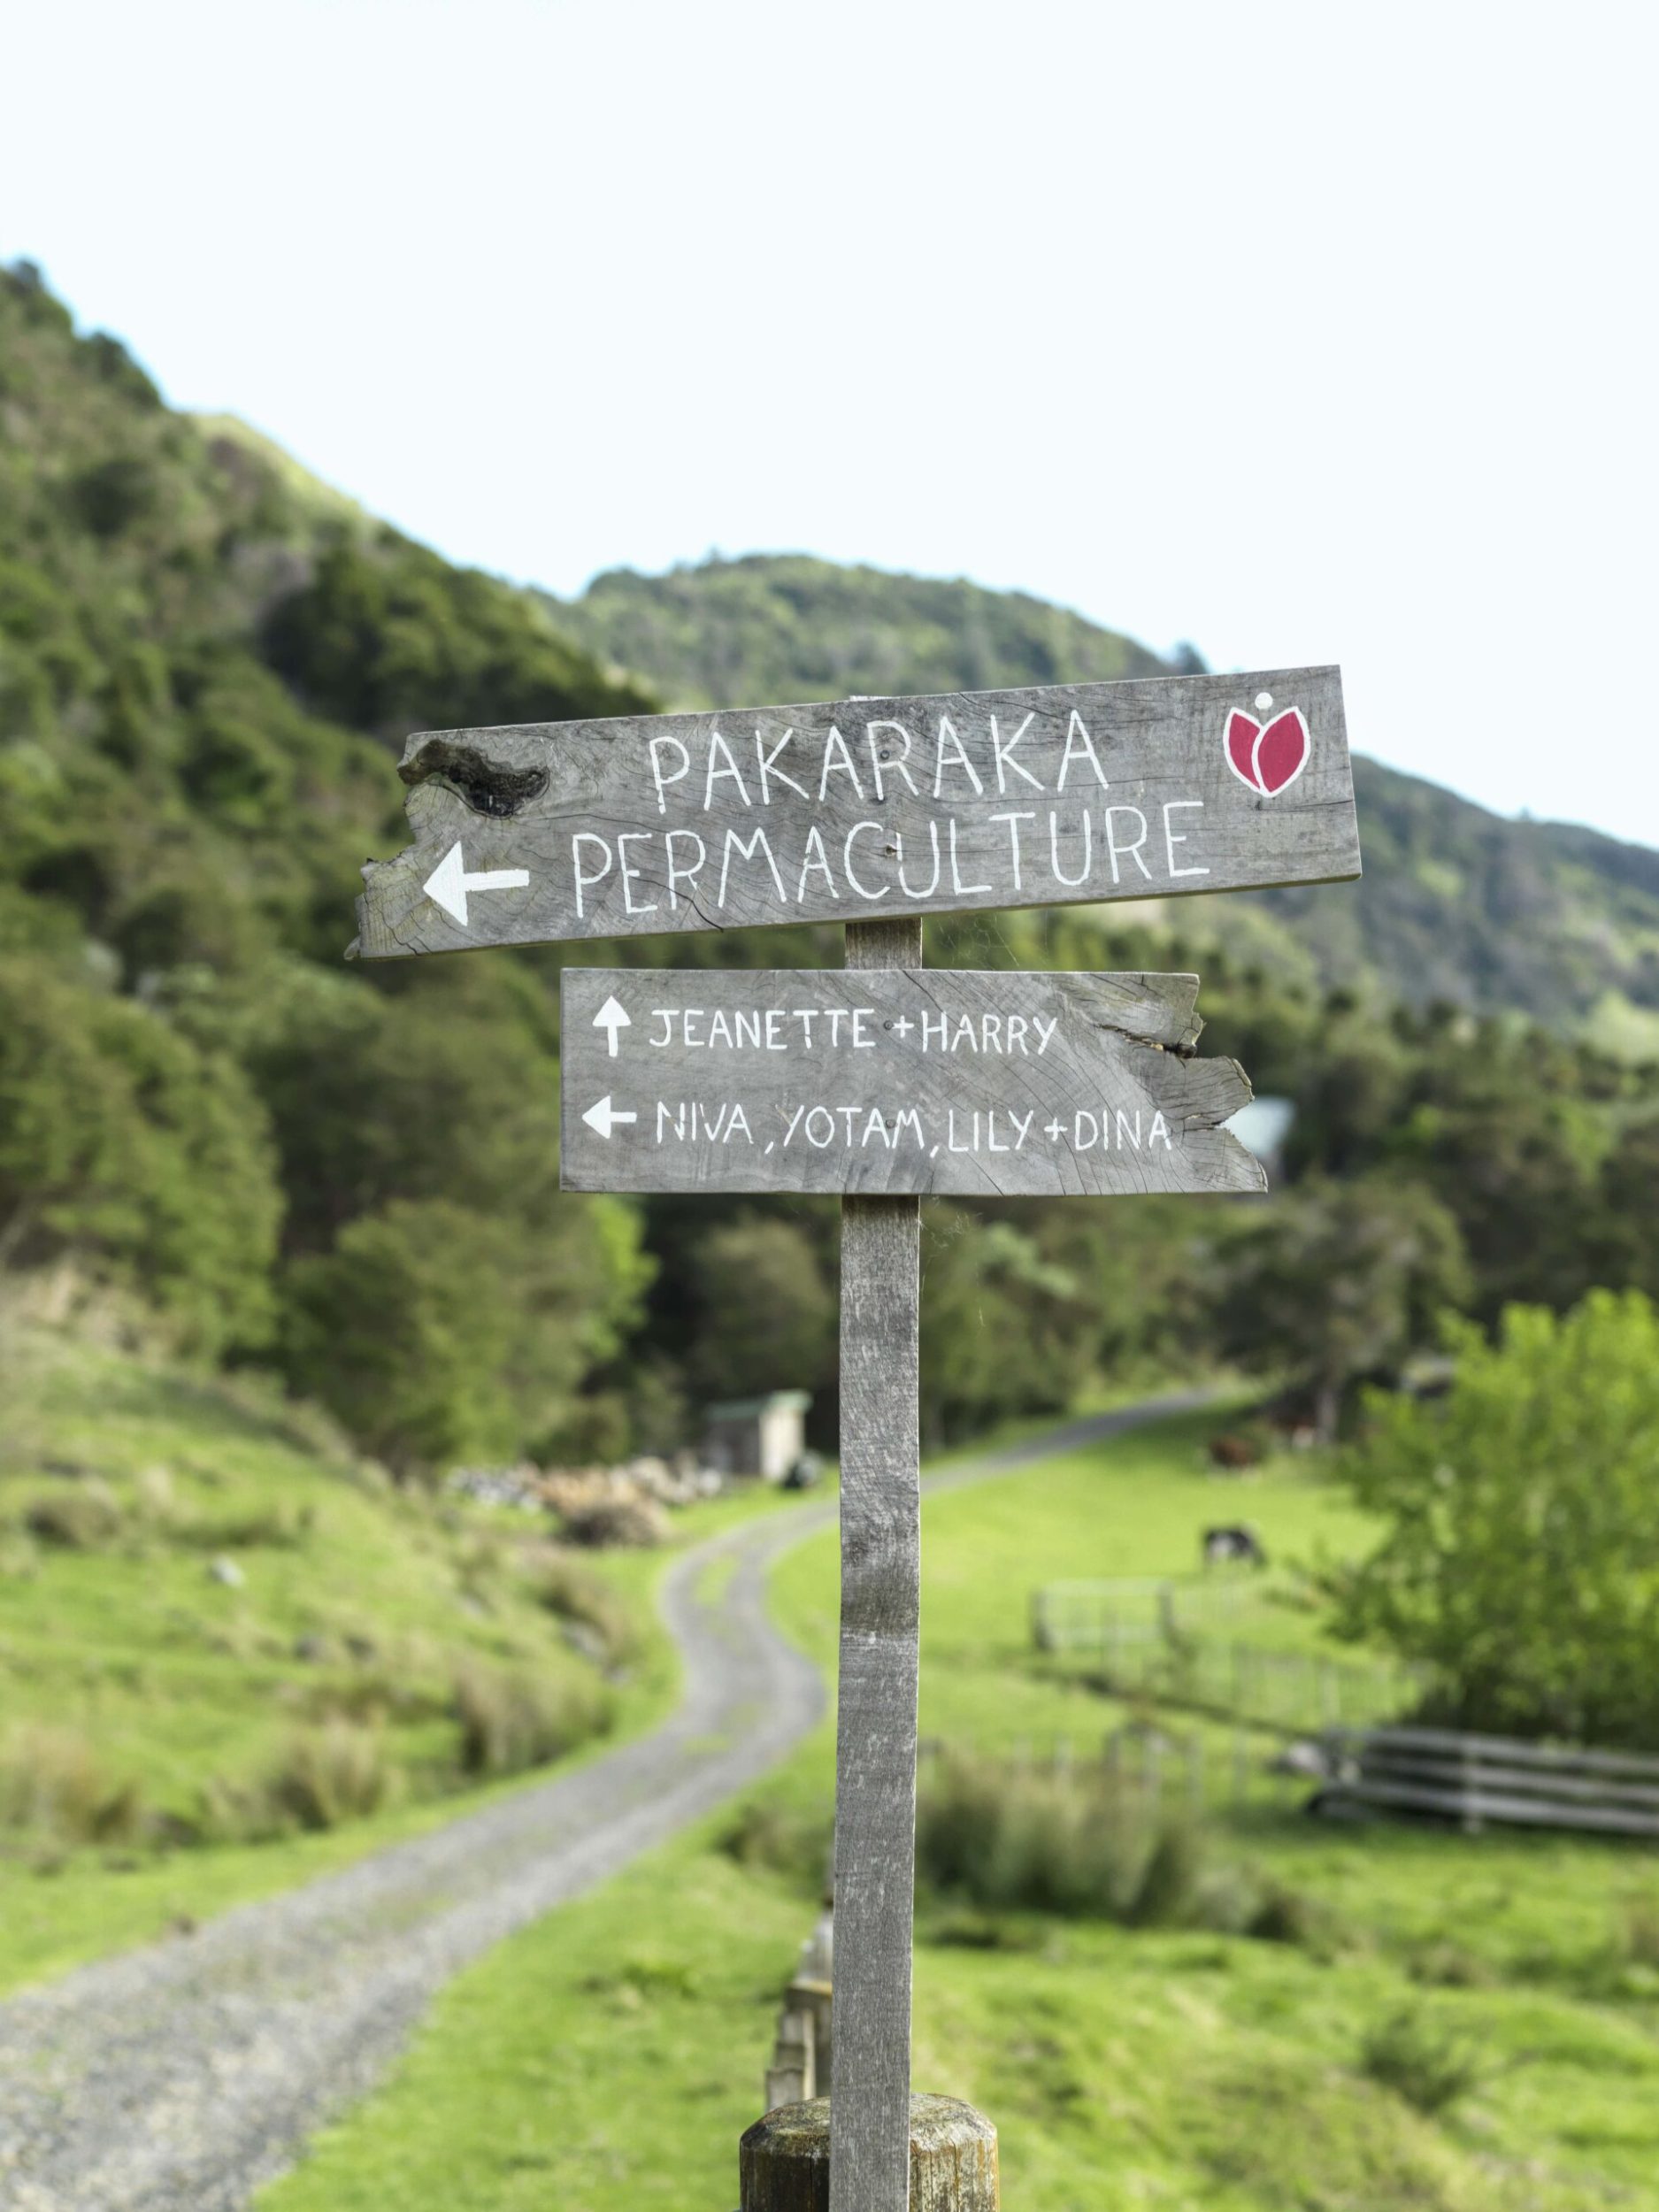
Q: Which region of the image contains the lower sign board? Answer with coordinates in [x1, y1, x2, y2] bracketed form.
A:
[559, 969, 1264, 1198]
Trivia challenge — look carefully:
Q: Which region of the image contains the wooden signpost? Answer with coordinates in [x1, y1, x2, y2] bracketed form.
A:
[559, 967, 1263, 1199]
[349, 667, 1357, 959]
[353, 665, 1359, 2212]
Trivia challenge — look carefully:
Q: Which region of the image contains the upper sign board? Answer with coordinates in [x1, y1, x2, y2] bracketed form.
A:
[559, 967, 1263, 1199]
[351, 668, 1357, 957]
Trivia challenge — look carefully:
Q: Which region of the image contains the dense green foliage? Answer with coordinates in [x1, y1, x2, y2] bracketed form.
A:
[1217, 1176, 1471, 1438]
[1, 257, 1655, 1467]
[1326, 1292, 1659, 1745]
[549, 551, 1181, 708]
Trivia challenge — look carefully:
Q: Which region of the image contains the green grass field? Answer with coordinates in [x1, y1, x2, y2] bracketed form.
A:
[258, 1410, 1659, 2211]
[0, 1329, 796, 1992]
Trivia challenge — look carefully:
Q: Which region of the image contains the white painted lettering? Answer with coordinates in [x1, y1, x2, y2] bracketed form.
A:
[1162, 800, 1210, 879]
[989, 809, 1035, 891]
[796, 825, 839, 902]
[865, 721, 920, 799]
[1048, 808, 1092, 888]
[572, 832, 613, 918]
[895, 818, 942, 900]
[818, 725, 865, 801]
[617, 831, 658, 914]
[703, 728, 752, 810]
[932, 714, 983, 798]
[755, 726, 809, 805]
[717, 825, 787, 907]
[990, 711, 1041, 793]
[1056, 710, 1109, 790]
[843, 821, 889, 900]
[1102, 805, 1152, 883]
[664, 828, 707, 910]
[649, 735, 690, 816]
[949, 818, 992, 895]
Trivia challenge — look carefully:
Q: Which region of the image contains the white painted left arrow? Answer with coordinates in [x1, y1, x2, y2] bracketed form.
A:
[581, 1094, 638, 1140]
[422, 841, 531, 928]
[593, 995, 631, 1056]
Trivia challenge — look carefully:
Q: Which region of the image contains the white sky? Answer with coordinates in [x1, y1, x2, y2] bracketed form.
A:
[4, 1, 1655, 845]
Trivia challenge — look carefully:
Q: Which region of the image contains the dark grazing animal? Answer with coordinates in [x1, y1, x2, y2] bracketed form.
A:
[1202, 1524, 1268, 1569]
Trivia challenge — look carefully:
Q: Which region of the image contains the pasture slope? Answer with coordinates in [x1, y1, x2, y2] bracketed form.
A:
[0, 1367, 1194, 2211]
[265, 1409, 1659, 2212]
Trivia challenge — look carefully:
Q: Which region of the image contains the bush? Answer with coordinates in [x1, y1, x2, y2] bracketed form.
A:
[916, 1755, 1200, 1924]
[0, 953, 280, 1354]
[267, 1721, 396, 1832]
[1359, 2008, 1486, 2116]
[23, 1479, 124, 1549]
[534, 1555, 641, 1667]
[282, 1195, 649, 1475]
[1325, 1290, 1659, 1744]
[0, 1724, 144, 1843]
[451, 1660, 613, 1778]
[718, 1797, 833, 1890]
[915, 1754, 1342, 1947]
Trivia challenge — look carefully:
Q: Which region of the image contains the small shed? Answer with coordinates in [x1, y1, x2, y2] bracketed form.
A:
[703, 1391, 811, 1482]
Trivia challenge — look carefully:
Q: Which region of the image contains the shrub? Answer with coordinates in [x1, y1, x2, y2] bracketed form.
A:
[173, 1501, 315, 1551]
[718, 1796, 833, 1889]
[0, 1724, 144, 1843]
[916, 1755, 1199, 1924]
[1359, 2007, 1486, 2116]
[451, 1660, 613, 1778]
[1325, 1291, 1659, 1744]
[915, 1754, 1343, 1947]
[265, 1721, 396, 1832]
[534, 1555, 641, 1666]
[24, 1479, 124, 1549]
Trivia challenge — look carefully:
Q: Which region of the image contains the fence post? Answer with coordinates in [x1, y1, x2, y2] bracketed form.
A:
[742, 2095, 998, 2212]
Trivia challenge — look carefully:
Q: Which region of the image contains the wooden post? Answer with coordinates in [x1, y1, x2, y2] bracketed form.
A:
[831, 911, 923, 2212]
[744, 2095, 998, 2212]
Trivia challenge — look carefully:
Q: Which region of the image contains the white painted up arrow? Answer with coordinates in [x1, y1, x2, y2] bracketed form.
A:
[422, 841, 531, 928]
[581, 1094, 637, 1140]
[593, 995, 631, 1056]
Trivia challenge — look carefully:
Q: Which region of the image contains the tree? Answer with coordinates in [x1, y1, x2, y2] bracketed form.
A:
[1216, 1175, 1470, 1440]
[1323, 1292, 1659, 1746]
[685, 1217, 836, 1405]
[919, 1209, 1093, 1446]
[0, 954, 280, 1351]
[281, 1194, 649, 1474]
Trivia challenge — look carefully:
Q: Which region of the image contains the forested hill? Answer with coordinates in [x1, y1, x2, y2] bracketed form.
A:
[554, 557, 1659, 1045]
[3, 257, 1655, 1468]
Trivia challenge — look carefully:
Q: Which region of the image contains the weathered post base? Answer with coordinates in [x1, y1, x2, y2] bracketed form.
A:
[741, 2096, 998, 2212]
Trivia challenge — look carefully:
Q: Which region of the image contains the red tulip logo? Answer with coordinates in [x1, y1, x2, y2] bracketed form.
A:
[1224, 706, 1310, 797]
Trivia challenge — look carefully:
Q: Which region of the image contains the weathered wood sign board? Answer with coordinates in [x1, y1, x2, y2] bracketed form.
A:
[559, 969, 1263, 1198]
[350, 666, 1357, 958]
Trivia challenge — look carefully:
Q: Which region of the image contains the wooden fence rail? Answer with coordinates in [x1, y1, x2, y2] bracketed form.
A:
[1315, 1724, 1659, 1837]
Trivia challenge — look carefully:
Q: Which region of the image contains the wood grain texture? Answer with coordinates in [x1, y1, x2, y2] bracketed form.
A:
[742, 2095, 999, 2212]
[351, 665, 1358, 957]
[832, 913, 922, 2212]
[558, 968, 1264, 1197]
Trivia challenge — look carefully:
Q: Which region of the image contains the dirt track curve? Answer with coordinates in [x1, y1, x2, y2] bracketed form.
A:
[0, 1392, 1202, 2211]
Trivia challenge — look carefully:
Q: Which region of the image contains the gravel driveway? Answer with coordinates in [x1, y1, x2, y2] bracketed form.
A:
[0, 1394, 1201, 2210]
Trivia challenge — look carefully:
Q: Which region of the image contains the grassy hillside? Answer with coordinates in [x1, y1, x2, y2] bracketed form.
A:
[556, 556, 1659, 1041]
[260, 1411, 1659, 2212]
[0, 1322, 798, 1993]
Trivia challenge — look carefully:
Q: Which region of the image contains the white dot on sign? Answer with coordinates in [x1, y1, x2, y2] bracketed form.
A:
[1254, 691, 1273, 711]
